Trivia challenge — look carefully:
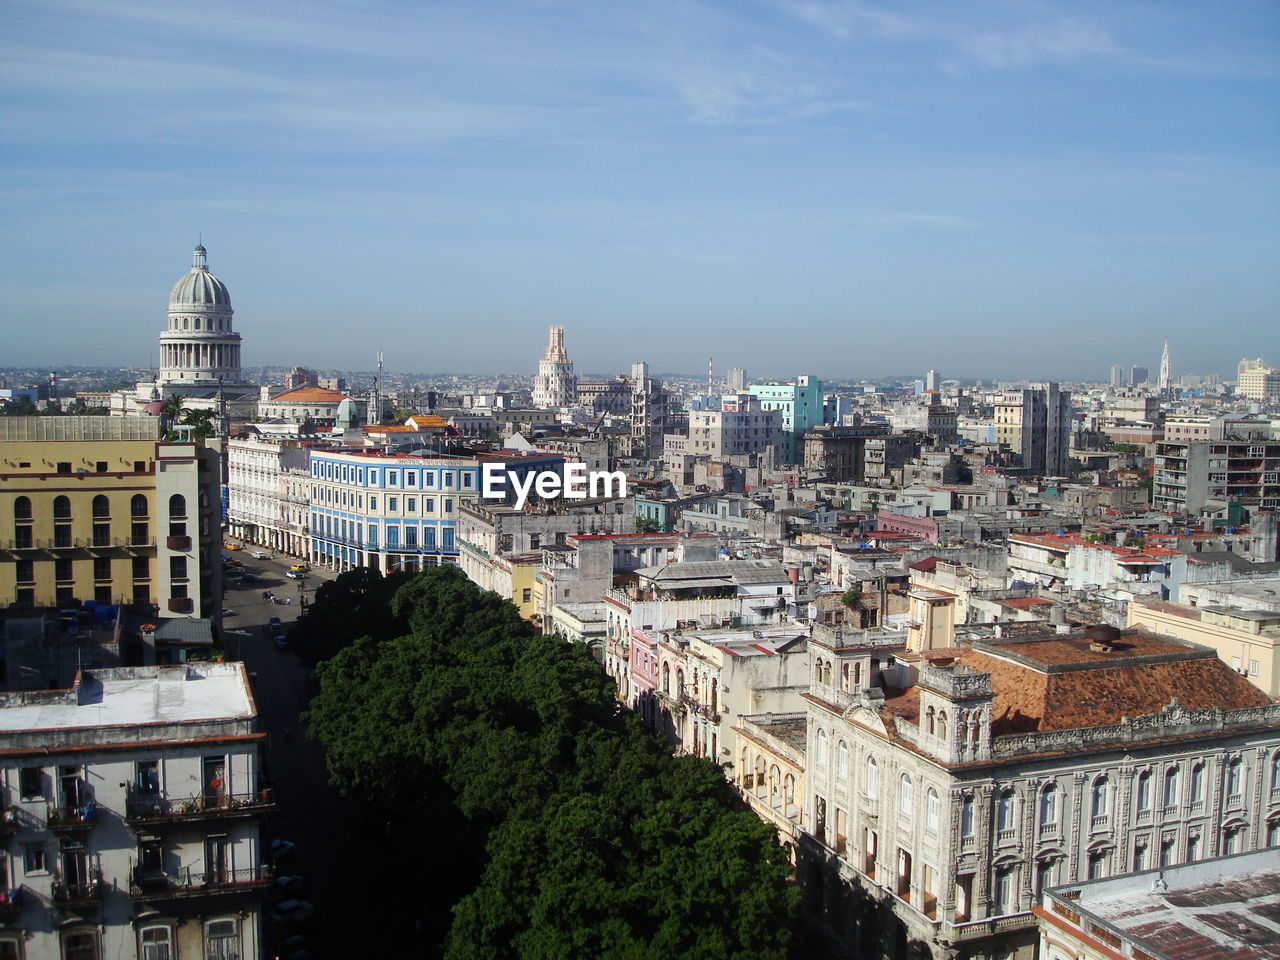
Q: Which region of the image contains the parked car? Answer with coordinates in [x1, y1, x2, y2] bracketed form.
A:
[241, 573, 263, 584]
[221, 609, 237, 617]
[251, 550, 270, 559]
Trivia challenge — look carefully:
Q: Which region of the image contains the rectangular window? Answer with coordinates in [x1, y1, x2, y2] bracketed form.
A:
[1251, 660, 1261, 676]
[388, 470, 399, 486]
[24, 842, 46, 873]
[15, 559, 33, 584]
[368, 526, 378, 547]
[407, 472, 417, 486]
[425, 498, 435, 513]
[132, 557, 149, 580]
[54, 558, 73, 582]
[407, 498, 416, 512]
[424, 528, 436, 549]
[369, 496, 377, 510]
[387, 527, 399, 548]
[20, 767, 42, 800]
[462, 472, 473, 488]
[388, 497, 398, 512]
[169, 556, 187, 580]
[425, 472, 435, 488]
[134, 460, 146, 473]
[56, 462, 72, 474]
[444, 499, 453, 514]
[93, 522, 111, 546]
[405, 527, 417, 547]
[443, 528, 454, 550]
[93, 557, 111, 581]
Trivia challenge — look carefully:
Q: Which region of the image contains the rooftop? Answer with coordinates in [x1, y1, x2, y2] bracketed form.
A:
[957, 629, 1273, 734]
[268, 386, 351, 404]
[0, 663, 254, 733]
[1043, 849, 1280, 960]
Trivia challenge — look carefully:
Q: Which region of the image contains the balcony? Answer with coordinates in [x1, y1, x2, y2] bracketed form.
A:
[166, 535, 192, 551]
[0, 806, 17, 836]
[52, 870, 104, 911]
[126, 536, 157, 549]
[125, 788, 275, 825]
[46, 801, 97, 834]
[129, 864, 272, 901]
[167, 597, 194, 614]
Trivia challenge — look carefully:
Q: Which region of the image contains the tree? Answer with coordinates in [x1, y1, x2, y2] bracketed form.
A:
[305, 566, 796, 956]
[635, 516, 664, 534]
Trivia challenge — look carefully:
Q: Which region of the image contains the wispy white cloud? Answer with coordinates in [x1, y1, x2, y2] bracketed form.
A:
[956, 19, 1120, 70]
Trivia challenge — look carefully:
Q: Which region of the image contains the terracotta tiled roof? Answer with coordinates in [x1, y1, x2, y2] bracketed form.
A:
[268, 387, 350, 403]
[958, 632, 1273, 735]
[997, 597, 1053, 610]
[909, 557, 941, 572]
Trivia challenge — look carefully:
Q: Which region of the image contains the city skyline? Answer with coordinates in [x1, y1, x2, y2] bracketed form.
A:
[2, 1, 1278, 378]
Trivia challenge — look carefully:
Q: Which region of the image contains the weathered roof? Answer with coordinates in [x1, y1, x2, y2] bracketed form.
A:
[958, 630, 1273, 734]
[636, 559, 790, 586]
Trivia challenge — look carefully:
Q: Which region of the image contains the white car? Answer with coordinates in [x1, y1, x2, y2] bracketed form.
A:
[251, 550, 270, 560]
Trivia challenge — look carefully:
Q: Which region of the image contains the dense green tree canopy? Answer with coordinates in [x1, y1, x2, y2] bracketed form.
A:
[304, 565, 796, 957]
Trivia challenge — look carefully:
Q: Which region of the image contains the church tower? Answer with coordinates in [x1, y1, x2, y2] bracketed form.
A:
[532, 325, 578, 409]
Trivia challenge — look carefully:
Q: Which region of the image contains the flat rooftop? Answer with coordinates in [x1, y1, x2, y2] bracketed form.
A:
[0, 663, 254, 733]
[1045, 850, 1280, 960]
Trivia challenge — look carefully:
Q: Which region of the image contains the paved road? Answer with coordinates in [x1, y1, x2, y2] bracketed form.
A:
[220, 548, 373, 956]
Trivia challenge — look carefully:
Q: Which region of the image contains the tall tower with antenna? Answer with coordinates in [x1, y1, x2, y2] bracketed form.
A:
[707, 357, 713, 399]
[1159, 339, 1172, 394]
[372, 350, 384, 425]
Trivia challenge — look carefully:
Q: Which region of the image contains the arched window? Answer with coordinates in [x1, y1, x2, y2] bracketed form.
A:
[926, 706, 936, 736]
[1272, 753, 1280, 792]
[1091, 776, 1109, 819]
[783, 773, 795, 808]
[865, 757, 879, 799]
[709, 679, 717, 713]
[168, 494, 186, 518]
[1039, 783, 1058, 825]
[1163, 767, 1181, 808]
[92, 495, 110, 519]
[661, 662, 670, 695]
[769, 764, 781, 807]
[841, 662, 850, 691]
[131, 494, 148, 518]
[816, 729, 828, 768]
[1227, 758, 1243, 798]
[899, 774, 913, 817]
[13, 496, 31, 521]
[836, 741, 849, 780]
[676, 669, 685, 699]
[998, 788, 1015, 831]
[821, 660, 832, 687]
[957, 717, 969, 746]
[926, 788, 940, 832]
[53, 495, 71, 519]
[971, 717, 981, 748]
[937, 711, 948, 740]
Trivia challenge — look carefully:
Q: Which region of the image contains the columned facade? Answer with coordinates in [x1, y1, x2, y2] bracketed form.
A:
[158, 245, 244, 385]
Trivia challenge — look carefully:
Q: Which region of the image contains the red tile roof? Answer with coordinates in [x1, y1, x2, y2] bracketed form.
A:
[268, 387, 350, 403]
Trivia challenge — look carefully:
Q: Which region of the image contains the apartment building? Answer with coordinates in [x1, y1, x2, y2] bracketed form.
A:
[0, 418, 221, 620]
[750, 375, 825, 465]
[994, 384, 1073, 476]
[1153, 439, 1280, 514]
[0, 663, 270, 960]
[225, 436, 312, 557]
[686, 395, 781, 459]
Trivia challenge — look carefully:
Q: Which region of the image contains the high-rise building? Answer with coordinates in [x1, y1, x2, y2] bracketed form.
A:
[1109, 364, 1124, 388]
[1238, 358, 1280, 401]
[531, 326, 578, 409]
[1129, 365, 1149, 388]
[924, 369, 940, 392]
[629, 364, 673, 460]
[0, 416, 222, 618]
[687, 395, 781, 459]
[749, 375, 825, 465]
[1159, 339, 1173, 393]
[726, 367, 746, 392]
[994, 383, 1073, 475]
[1153, 438, 1280, 513]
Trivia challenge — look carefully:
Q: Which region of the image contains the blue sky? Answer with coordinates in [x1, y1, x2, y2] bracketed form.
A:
[1, 0, 1277, 380]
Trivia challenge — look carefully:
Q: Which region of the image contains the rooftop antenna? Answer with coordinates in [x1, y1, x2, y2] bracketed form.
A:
[372, 350, 384, 425]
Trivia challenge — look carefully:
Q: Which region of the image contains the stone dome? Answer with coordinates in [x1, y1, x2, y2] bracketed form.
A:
[169, 244, 231, 308]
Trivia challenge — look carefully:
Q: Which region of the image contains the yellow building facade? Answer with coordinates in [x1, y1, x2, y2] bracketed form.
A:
[0, 418, 221, 619]
[1129, 597, 1280, 696]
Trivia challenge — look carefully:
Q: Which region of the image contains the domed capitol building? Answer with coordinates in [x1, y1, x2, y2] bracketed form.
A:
[114, 244, 261, 418]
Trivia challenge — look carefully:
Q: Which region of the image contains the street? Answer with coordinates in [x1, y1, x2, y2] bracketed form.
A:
[221, 548, 375, 955]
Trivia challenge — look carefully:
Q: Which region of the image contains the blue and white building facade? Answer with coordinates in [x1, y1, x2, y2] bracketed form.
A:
[308, 449, 565, 573]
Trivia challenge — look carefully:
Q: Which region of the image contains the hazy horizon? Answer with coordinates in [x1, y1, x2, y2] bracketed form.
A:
[2, 1, 1277, 381]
